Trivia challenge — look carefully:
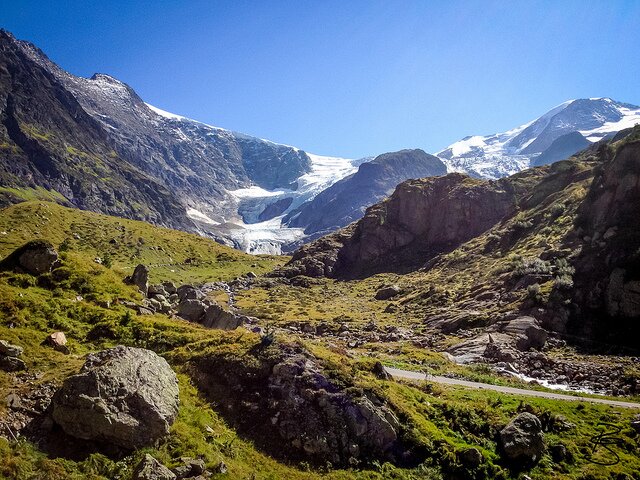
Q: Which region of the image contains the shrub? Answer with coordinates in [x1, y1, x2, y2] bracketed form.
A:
[527, 283, 543, 303]
[512, 257, 552, 277]
[548, 202, 565, 219]
[554, 274, 574, 290]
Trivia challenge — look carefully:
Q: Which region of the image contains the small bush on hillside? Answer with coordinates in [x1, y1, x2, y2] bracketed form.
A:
[512, 257, 552, 277]
[548, 202, 566, 219]
[527, 283, 543, 303]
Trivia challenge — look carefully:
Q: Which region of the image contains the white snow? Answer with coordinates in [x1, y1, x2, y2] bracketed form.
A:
[186, 208, 220, 225]
[437, 99, 640, 179]
[228, 216, 306, 255]
[579, 106, 640, 138]
[225, 153, 357, 253]
[146, 103, 188, 121]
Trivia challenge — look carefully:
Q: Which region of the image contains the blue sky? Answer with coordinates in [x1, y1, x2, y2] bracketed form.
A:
[2, 0, 639, 158]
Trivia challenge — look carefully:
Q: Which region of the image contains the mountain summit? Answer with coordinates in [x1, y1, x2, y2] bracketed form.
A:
[437, 98, 640, 178]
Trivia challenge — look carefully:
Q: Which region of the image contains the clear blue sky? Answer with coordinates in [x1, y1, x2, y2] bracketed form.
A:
[1, 0, 639, 158]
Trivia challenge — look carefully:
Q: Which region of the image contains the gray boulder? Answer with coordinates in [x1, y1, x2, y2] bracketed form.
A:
[201, 304, 243, 330]
[499, 412, 544, 464]
[133, 454, 176, 480]
[503, 316, 548, 350]
[162, 281, 178, 295]
[0, 240, 59, 275]
[0, 340, 26, 371]
[52, 346, 179, 449]
[148, 284, 168, 297]
[177, 299, 207, 322]
[125, 264, 149, 295]
[375, 285, 402, 300]
[177, 285, 203, 302]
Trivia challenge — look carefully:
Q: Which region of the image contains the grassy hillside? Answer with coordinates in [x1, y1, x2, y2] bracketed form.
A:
[0, 201, 639, 479]
[0, 201, 282, 284]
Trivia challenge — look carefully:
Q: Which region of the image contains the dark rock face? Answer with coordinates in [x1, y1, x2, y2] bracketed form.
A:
[257, 197, 293, 222]
[531, 131, 591, 167]
[281, 173, 516, 278]
[499, 412, 544, 464]
[0, 240, 58, 275]
[570, 134, 640, 348]
[52, 346, 179, 449]
[0, 31, 193, 230]
[285, 149, 446, 238]
[193, 345, 416, 467]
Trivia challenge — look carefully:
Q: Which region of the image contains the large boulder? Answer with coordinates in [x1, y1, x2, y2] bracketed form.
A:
[499, 412, 544, 464]
[125, 264, 149, 295]
[503, 316, 548, 350]
[52, 346, 179, 449]
[375, 285, 402, 300]
[0, 240, 59, 275]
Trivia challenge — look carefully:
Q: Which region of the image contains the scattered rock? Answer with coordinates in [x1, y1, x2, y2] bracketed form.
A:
[177, 299, 207, 322]
[375, 285, 402, 300]
[246, 271, 258, 279]
[458, 447, 483, 468]
[5, 392, 22, 409]
[133, 454, 176, 480]
[125, 264, 149, 295]
[499, 412, 544, 464]
[52, 345, 179, 449]
[0, 340, 24, 357]
[43, 331, 69, 353]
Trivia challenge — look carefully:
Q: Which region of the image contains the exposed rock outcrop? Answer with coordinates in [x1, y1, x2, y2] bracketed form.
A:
[52, 346, 179, 449]
[280, 173, 517, 278]
[193, 344, 418, 467]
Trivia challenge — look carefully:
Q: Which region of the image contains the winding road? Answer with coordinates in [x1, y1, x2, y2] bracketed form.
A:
[384, 366, 640, 409]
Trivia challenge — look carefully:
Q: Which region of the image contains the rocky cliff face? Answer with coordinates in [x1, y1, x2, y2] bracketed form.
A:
[570, 130, 640, 346]
[284, 149, 446, 241]
[281, 173, 518, 277]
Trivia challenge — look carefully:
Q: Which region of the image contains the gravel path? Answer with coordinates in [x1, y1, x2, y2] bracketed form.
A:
[384, 366, 640, 409]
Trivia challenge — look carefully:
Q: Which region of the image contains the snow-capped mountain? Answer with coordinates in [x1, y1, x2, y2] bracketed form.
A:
[437, 98, 640, 178]
[8, 31, 363, 254]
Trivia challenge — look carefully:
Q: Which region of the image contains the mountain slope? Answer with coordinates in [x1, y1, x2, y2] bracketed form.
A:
[283, 149, 446, 242]
[0, 30, 361, 253]
[278, 127, 640, 350]
[438, 98, 640, 178]
[0, 30, 191, 230]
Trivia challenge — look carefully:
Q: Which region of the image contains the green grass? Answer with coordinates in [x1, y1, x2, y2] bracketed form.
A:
[0, 197, 639, 479]
[0, 201, 283, 284]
